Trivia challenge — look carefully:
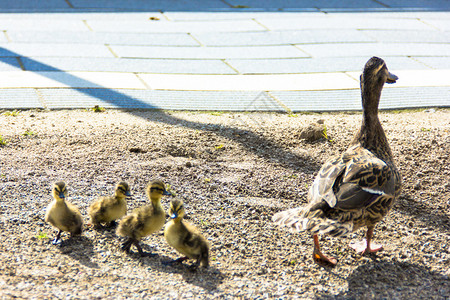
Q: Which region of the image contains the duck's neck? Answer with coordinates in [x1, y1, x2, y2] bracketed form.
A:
[352, 84, 393, 161]
[151, 198, 162, 209]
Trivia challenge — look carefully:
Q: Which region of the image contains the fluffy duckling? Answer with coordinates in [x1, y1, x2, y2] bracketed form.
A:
[164, 198, 209, 270]
[116, 179, 171, 257]
[273, 57, 401, 266]
[45, 181, 83, 245]
[88, 182, 131, 229]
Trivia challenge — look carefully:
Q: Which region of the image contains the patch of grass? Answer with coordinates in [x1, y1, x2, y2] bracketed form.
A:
[165, 183, 176, 197]
[91, 105, 105, 113]
[421, 127, 431, 132]
[232, 5, 250, 8]
[200, 219, 208, 227]
[204, 178, 211, 183]
[3, 110, 19, 117]
[37, 231, 48, 240]
[214, 144, 224, 150]
[290, 259, 297, 265]
[288, 113, 299, 118]
[23, 130, 36, 136]
[210, 112, 224, 116]
[322, 125, 334, 143]
[0, 135, 6, 146]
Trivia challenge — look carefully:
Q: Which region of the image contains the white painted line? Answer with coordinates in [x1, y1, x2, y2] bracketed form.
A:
[138, 73, 360, 91]
[0, 71, 147, 89]
[346, 69, 450, 88]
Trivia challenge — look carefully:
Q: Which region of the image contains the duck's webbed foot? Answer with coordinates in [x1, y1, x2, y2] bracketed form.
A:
[349, 227, 383, 255]
[313, 234, 337, 267]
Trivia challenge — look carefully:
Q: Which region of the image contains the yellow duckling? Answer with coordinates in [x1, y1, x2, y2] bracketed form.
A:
[164, 198, 209, 270]
[44, 181, 83, 245]
[116, 179, 171, 257]
[88, 182, 131, 229]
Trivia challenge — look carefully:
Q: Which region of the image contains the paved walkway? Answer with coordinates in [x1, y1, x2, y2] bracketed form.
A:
[0, 0, 449, 112]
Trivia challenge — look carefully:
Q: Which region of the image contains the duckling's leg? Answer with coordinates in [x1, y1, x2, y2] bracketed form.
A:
[349, 226, 383, 255]
[132, 240, 156, 257]
[312, 234, 337, 266]
[52, 230, 62, 245]
[121, 239, 133, 253]
[107, 220, 117, 228]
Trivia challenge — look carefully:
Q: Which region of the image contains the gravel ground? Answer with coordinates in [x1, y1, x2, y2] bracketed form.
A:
[0, 108, 449, 299]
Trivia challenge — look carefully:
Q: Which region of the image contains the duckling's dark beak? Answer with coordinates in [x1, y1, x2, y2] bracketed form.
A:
[59, 192, 65, 199]
[125, 191, 131, 197]
[163, 190, 172, 196]
[170, 212, 177, 219]
[386, 72, 398, 84]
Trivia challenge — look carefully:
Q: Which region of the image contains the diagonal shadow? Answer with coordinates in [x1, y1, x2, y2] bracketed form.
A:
[0, 48, 320, 173]
[0, 0, 448, 12]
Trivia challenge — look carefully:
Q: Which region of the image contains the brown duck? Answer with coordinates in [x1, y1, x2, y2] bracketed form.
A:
[273, 57, 402, 266]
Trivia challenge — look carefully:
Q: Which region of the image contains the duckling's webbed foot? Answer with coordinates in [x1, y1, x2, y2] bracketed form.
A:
[121, 239, 133, 253]
[52, 230, 62, 245]
[162, 256, 188, 266]
[107, 220, 117, 228]
[134, 241, 156, 257]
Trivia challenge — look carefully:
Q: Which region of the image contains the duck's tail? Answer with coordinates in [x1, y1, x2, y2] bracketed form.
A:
[272, 205, 353, 237]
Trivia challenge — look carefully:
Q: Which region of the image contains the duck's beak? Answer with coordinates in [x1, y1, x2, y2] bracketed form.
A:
[125, 191, 131, 197]
[163, 190, 172, 196]
[59, 192, 65, 199]
[386, 72, 398, 84]
[170, 212, 177, 219]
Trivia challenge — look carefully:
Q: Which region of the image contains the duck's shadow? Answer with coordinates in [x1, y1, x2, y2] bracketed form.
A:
[58, 235, 99, 269]
[124, 243, 224, 291]
[318, 259, 449, 299]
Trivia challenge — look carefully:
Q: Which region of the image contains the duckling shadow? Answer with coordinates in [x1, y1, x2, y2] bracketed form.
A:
[58, 235, 99, 269]
[317, 260, 449, 299]
[137, 253, 224, 291]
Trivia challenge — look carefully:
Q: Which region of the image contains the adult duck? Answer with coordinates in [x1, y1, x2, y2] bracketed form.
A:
[273, 57, 402, 266]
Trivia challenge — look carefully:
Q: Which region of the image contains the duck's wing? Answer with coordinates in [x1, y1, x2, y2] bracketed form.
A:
[273, 146, 396, 235]
[325, 146, 396, 211]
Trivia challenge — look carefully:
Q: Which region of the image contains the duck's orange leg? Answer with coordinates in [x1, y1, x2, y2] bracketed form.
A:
[349, 226, 383, 255]
[313, 234, 337, 266]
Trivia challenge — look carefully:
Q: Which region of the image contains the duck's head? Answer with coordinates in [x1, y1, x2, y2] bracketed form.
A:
[168, 198, 185, 220]
[360, 57, 398, 112]
[146, 179, 171, 201]
[115, 181, 131, 198]
[52, 181, 67, 201]
[361, 56, 398, 88]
